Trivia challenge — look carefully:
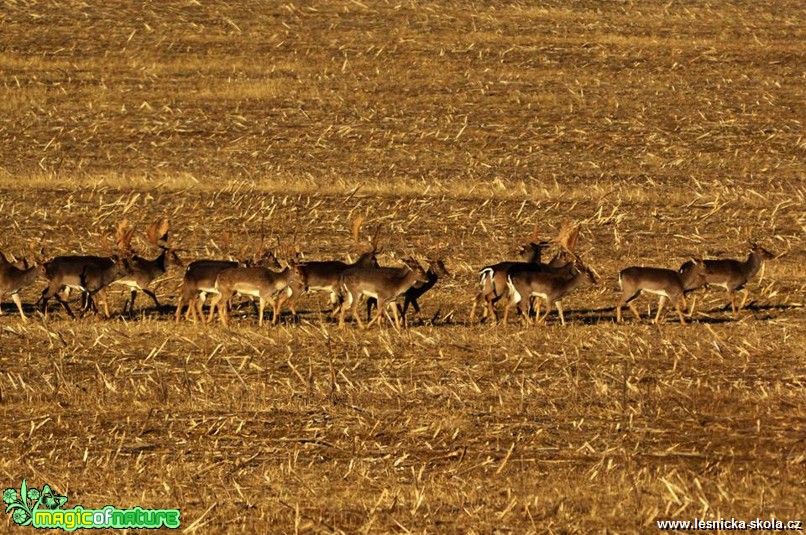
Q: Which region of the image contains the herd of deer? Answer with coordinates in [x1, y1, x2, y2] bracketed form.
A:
[0, 217, 777, 328]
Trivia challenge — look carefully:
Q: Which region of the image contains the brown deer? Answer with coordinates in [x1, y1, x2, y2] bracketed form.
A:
[679, 242, 775, 315]
[616, 260, 707, 325]
[0, 245, 45, 321]
[208, 261, 305, 326]
[503, 262, 597, 326]
[111, 218, 183, 315]
[338, 258, 430, 329]
[39, 223, 133, 319]
[366, 257, 450, 326]
[174, 250, 280, 323]
[470, 223, 579, 323]
[40, 255, 131, 319]
[283, 215, 380, 318]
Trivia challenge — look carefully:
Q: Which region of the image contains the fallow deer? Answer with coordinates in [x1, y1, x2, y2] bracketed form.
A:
[111, 218, 183, 315]
[366, 257, 450, 326]
[616, 260, 707, 325]
[39, 223, 133, 319]
[283, 215, 380, 318]
[503, 262, 597, 326]
[208, 261, 305, 326]
[338, 258, 430, 329]
[470, 223, 579, 323]
[174, 250, 280, 323]
[0, 245, 45, 321]
[679, 242, 775, 315]
[40, 254, 131, 319]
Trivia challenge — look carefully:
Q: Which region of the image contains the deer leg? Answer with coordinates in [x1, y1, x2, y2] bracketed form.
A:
[502, 297, 513, 326]
[141, 288, 160, 310]
[366, 298, 385, 329]
[687, 293, 697, 317]
[283, 290, 300, 320]
[45, 285, 76, 319]
[534, 298, 543, 327]
[258, 297, 266, 327]
[401, 296, 411, 321]
[338, 299, 347, 328]
[12, 293, 26, 321]
[174, 294, 184, 322]
[518, 298, 528, 325]
[81, 290, 95, 314]
[99, 289, 111, 319]
[329, 291, 342, 317]
[194, 293, 206, 322]
[627, 301, 642, 323]
[268, 296, 280, 325]
[208, 293, 223, 324]
[366, 297, 376, 323]
[92, 289, 111, 319]
[399, 303, 409, 328]
[127, 289, 139, 314]
[728, 291, 738, 315]
[275, 287, 294, 322]
[653, 296, 667, 324]
[390, 300, 402, 328]
[738, 287, 749, 312]
[674, 297, 687, 325]
[187, 295, 199, 322]
[486, 294, 499, 323]
[57, 295, 76, 319]
[354, 297, 369, 330]
[555, 301, 565, 326]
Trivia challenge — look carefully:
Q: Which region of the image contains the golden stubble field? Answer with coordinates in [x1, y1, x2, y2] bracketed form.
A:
[1, 1, 804, 533]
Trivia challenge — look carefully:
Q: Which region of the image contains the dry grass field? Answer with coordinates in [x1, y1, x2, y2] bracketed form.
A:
[1, 1, 804, 533]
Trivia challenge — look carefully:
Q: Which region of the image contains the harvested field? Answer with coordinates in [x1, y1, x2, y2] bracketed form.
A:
[0, 1, 804, 533]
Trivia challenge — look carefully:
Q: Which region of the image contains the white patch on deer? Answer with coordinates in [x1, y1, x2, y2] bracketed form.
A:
[233, 284, 261, 298]
[506, 276, 522, 304]
[112, 279, 142, 290]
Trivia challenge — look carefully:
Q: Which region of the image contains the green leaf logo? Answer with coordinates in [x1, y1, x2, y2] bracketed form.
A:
[4, 480, 67, 526]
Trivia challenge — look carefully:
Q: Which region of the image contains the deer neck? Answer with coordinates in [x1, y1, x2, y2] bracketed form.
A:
[154, 248, 169, 272]
[395, 267, 420, 291]
[565, 271, 588, 294]
[12, 264, 40, 288]
[743, 251, 764, 280]
[524, 244, 542, 264]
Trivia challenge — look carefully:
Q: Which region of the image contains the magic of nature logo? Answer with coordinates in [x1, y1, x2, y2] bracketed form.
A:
[4, 479, 180, 531]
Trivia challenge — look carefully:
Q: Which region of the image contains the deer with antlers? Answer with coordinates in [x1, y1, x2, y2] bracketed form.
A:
[503, 260, 598, 326]
[470, 223, 580, 323]
[39, 222, 134, 319]
[281, 215, 380, 319]
[0, 244, 46, 321]
[110, 218, 183, 315]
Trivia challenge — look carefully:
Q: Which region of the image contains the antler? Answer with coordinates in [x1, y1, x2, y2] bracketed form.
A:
[146, 218, 170, 247]
[527, 223, 541, 245]
[553, 223, 581, 263]
[116, 220, 135, 255]
[27, 241, 45, 264]
[351, 215, 365, 245]
[368, 223, 382, 254]
[743, 227, 756, 246]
